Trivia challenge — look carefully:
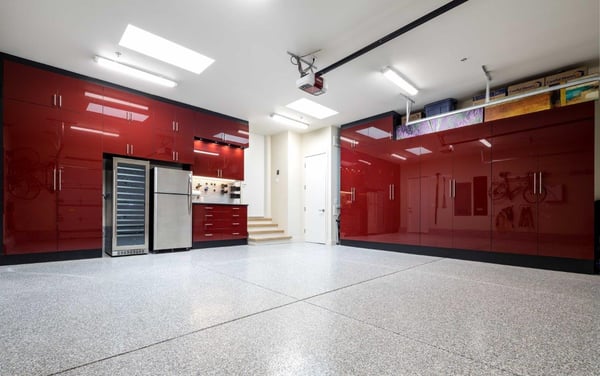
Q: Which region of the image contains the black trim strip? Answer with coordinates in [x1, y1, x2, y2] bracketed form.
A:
[192, 239, 247, 249]
[0, 249, 102, 266]
[0, 52, 248, 125]
[340, 111, 401, 129]
[317, 0, 470, 76]
[340, 240, 596, 274]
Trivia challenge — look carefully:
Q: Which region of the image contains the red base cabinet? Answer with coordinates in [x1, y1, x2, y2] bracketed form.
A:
[193, 204, 247, 245]
[340, 103, 596, 273]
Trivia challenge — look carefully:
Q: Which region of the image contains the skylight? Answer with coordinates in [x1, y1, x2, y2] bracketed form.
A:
[119, 24, 214, 74]
[356, 127, 391, 140]
[405, 147, 432, 156]
[285, 98, 338, 119]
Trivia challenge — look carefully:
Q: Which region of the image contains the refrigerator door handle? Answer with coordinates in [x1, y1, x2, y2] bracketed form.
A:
[188, 176, 193, 214]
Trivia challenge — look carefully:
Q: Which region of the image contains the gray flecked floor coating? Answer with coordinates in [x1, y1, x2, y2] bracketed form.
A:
[1, 243, 598, 375]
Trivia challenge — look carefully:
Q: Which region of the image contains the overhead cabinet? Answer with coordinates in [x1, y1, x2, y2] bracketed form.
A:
[193, 140, 244, 180]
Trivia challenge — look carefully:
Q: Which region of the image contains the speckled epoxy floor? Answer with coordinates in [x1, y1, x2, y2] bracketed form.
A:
[1, 243, 598, 375]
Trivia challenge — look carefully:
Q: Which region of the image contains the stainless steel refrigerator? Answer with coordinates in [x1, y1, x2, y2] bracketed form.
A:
[152, 167, 192, 251]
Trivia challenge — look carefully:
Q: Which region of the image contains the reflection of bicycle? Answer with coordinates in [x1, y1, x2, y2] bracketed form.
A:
[489, 171, 546, 203]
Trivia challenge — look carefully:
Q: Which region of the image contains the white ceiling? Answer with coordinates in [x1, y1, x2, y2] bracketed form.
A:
[0, 0, 598, 135]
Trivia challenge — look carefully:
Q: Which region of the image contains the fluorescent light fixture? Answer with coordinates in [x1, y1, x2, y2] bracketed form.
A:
[356, 126, 391, 140]
[94, 56, 177, 87]
[194, 150, 220, 156]
[358, 159, 372, 166]
[285, 98, 338, 119]
[270, 113, 309, 129]
[70, 125, 119, 138]
[382, 67, 418, 96]
[340, 136, 359, 145]
[84, 92, 148, 110]
[391, 153, 407, 160]
[479, 138, 492, 148]
[119, 24, 214, 74]
[238, 130, 250, 136]
[405, 146, 432, 155]
[213, 133, 249, 145]
[86, 103, 149, 122]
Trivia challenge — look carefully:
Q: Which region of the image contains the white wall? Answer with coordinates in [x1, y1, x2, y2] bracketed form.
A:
[267, 126, 339, 244]
[242, 132, 266, 217]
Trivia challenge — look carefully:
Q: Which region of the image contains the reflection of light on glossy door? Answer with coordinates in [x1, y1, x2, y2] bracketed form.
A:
[407, 177, 420, 233]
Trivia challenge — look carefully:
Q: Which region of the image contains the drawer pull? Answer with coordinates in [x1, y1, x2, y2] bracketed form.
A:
[204, 234, 213, 237]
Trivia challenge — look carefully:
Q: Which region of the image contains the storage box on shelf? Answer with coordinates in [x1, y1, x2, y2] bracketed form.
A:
[545, 66, 587, 87]
[507, 78, 545, 96]
[472, 88, 507, 105]
[559, 78, 599, 107]
[424, 98, 457, 117]
[400, 112, 423, 125]
[484, 92, 552, 122]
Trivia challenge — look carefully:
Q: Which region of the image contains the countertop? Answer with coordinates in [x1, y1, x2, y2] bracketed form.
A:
[192, 201, 248, 206]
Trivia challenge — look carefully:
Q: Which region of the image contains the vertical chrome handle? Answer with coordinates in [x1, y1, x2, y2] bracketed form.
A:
[58, 168, 62, 191]
[188, 176, 193, 214]
[176, 122, 179, 132]
[172, 151, 175, 160]
[126, 144, 130, 155]
[449, 178, 452, 197]
[389, 184, 392, 200]
[131, 144, 134, 154]
[392, 184, 395, 200]
[58, 95, 62, 108]
[176, 152, 179, 161]
[52, 94, 57, 107]
[452, 179, 456, 198]
[533, 172, 537, 194]
[539, 172, 542, 194]
[172, 121, 176, 131]
[53, 167, 57, 191]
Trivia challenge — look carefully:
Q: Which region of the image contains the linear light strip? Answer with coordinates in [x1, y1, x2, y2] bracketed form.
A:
[383, 67, 418, 96]
[94, 56, 177, 88]
[194, 150, 220, 156]
[270, 113, 309, 129]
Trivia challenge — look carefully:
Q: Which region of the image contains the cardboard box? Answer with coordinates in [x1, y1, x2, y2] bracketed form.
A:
[484, 92, 552, 122]
[545, 66, 587, 87]
[400, 111, 423, 125]
[507, 78, 545, 95]
[560, 78, 599, 106]
[472, 88, 507, 105]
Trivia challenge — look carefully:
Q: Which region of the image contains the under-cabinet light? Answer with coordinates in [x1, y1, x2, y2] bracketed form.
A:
[479, 139, 492, 148]
[194, 150, 220, 156]
[382, 67, 418, 96]
[358, 159, 372, 166]
[84, 92, 148, 110]
[94, 56, 177, 87]
[119, 24, 214, 74]
[391, 153, 407, 160]
[238, 130, 250, 136]
[213, 133, 249, 145]
[70, 126, 119, 138]
[270, 113, 309, 129]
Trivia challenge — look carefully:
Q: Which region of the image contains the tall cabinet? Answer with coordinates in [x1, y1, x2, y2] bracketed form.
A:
[340, 102, 596, 272]
[3, 61, 104, 255]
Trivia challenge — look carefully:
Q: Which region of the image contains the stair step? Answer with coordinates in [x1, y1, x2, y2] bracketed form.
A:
[248, 234, 293, 243]
[248, 228, 284, 235]
[248, 223, 277, 228]
[248, 217, 272, 221]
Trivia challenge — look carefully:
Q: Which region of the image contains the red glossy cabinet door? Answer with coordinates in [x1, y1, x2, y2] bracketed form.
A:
[3, 60, 62, 107]
[3, 100, 59, 254]
[57, 109, 103, 251]
[174, 107, 196, 164]
[152, 101, 176, 162]
[195, 112, 249, 147]
[101, 87, 154, 158]
[193, 140, 244, 180]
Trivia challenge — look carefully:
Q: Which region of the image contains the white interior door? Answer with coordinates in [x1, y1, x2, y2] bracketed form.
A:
[305, 153, 327, 244]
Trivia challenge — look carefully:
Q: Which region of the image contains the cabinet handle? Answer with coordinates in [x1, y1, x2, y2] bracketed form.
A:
[52, 94, 57, 107]
[176, 122, 179, 132]
[204, 234, 213, 237]
[392, 184, 395, 200]
[205, 207, 213, 210]
[172, 151, 175, 160]
[533, 172, 537, 194]
[205, 223, 213, 226]
[232, 232, 240, 235]
[539, 172, 543, 194]
[58, 95, 62, 108]
[131, 144, 134, 154]
[232, 223, 240, 225]
[205, 214, 213, 217]
[176, 152, 179, 161]
[172, 121, 176, 131]
[232, 214, 239, 217]
[53, 167, 57, 191]
[232, 207, 240, 210]
[58, 168, 62, 191]
[453, 179, 456, 198]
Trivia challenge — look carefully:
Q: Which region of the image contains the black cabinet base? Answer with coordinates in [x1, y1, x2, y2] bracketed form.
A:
[192, 239, 247, 249]
[340, 240, 597, 274]
[0, 249, 102, 266]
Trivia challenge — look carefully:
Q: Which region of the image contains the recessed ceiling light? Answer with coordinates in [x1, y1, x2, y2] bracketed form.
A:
[119, 24, 214, 74]
[285, 98, 338, 119]
[270, 113, 309, 129]
[382, 67, 418, 96]
[356, 127, 391, 140]
[405, 147, 432, 155]
[391, 153, 407, 160]
[94, 56, 177, 87]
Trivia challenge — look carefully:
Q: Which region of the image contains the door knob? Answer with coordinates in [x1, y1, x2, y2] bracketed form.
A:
[319, 209, 325, 212]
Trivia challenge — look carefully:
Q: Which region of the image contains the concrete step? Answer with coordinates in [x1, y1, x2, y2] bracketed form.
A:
[248, 234, 293, 244]
[248, 227, 284, 235]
